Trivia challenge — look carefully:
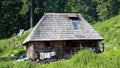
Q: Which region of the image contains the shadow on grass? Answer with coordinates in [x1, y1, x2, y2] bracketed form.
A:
[0, 50, 25, 62]
[0, 56, 16, 61]
[14, 50, 25, 59]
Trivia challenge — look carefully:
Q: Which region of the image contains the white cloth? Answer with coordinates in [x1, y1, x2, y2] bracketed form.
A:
[39, 51, 56, 59]
[40, 52, 45, 60]
[100, 48, 103, 52]
[45, 52, 50, 59]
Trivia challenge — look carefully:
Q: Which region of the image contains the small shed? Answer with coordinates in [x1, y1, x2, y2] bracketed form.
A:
[22, 13, 103, 60]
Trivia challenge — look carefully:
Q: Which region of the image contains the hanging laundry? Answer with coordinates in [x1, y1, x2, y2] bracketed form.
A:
[50, 51, 56, 57]
[45, 52, 50, 59]
[40, 52, 45, 60]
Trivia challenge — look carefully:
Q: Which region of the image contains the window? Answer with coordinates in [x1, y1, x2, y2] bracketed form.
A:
[68, 14, 80, 29]
[72, 21, 79, 29]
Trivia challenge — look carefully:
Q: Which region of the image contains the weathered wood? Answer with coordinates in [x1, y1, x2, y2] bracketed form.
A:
[33, 42, 45, 49]
[26, 43, 35, 59]
[51, 41, 64, 57]
[23, 13, 103, 45]
[26, 40, 100, 60]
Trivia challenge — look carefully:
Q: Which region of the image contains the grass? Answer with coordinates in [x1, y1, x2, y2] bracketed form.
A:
[1, 49, 120, 68]
[0, 15, 120, 68]
[93, 15, 120, 47]
[0, 29, 30, 61]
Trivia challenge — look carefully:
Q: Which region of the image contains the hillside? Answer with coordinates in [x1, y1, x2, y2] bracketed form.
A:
[93, 15, 120, 48]
[0, 15, 120, 68]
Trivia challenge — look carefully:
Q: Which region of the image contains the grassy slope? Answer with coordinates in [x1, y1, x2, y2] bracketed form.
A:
[93, 15, 120, 47]
[0, 15, 120, 68]
[0, 30, 30, 60]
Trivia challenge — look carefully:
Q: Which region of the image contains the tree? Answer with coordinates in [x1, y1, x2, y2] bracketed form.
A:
[65, 0, 98, 22]
[0, 0, 23, 39]
[94, 0, 120, 20]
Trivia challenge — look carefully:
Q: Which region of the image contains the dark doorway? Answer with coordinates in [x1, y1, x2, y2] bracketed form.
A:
[65, 41, 80, 47]
[64, 41, 80, 52]
[45, 41, 50, 47]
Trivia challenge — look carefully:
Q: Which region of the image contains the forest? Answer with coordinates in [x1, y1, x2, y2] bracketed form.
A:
[0, 0, 120, 39]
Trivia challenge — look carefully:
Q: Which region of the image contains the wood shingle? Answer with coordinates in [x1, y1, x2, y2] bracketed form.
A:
[23, 13, 103, 45]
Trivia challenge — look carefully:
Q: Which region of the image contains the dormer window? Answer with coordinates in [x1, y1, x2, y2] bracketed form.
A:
[68, 13, 80, 29]
[68, 13, 80, 20]
[69, 17, 79, 20]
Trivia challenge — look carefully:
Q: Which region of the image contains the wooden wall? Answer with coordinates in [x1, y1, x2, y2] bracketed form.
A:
[26, 40, 99, 59]
[26, 41, 65, 59]
[50, 41, 64, 56]
[26, 43, 34, 59]
[33, 42, 45, 50]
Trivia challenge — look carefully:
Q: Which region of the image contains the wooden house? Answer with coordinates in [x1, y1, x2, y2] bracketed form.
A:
[22, 13, 103, 60]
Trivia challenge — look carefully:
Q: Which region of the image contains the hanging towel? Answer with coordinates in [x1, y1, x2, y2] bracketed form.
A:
[45, 52, 50, 59]
[40, 52, 45, 60]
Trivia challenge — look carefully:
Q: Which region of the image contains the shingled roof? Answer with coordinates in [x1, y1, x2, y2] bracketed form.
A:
[23, 13, 103, 45]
